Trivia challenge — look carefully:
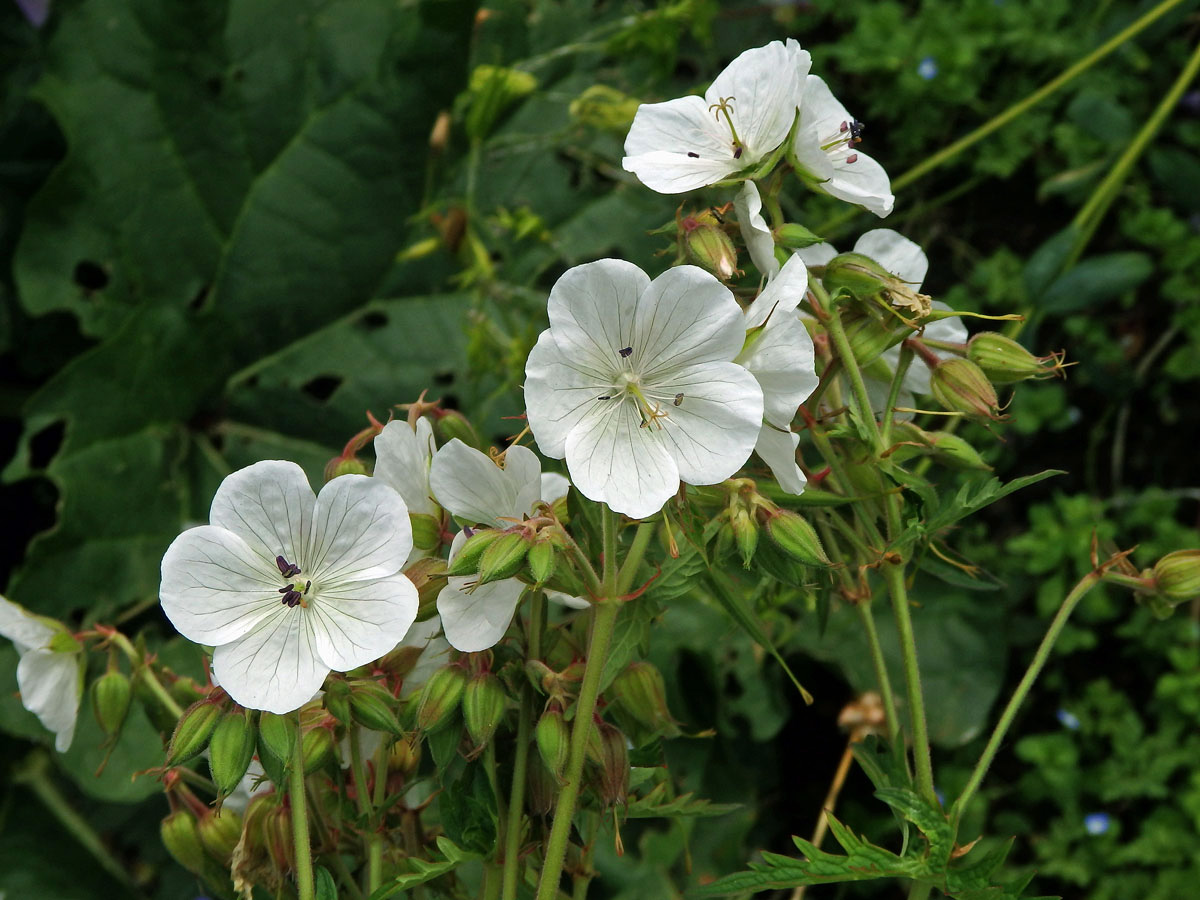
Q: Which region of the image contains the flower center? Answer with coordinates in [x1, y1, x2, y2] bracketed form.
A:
[708, 96, 744, 160]
[819, 119, 865, 163]
[275, 555, 311, 609]
[595, 349, 673, 430]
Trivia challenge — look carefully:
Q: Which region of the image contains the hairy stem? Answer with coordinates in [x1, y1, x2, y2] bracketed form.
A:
[290, 716, 315, 900]
[882, 562, 936, 806]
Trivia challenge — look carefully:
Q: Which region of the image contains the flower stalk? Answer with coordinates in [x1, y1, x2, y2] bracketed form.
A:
[290, 713, 316, 900]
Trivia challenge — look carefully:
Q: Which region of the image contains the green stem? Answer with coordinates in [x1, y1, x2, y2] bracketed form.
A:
[906, 881, 933, 900]
[854, 600, 900, 746]
[15, 752, 144, 896]
[367, 739, 389, 893]
[110, 632, 183, 719]
[882, 562, 936, 806]
[327, 852, 365, 900]
[290, 717, 316, 900]
[1067, 36, 1200, 267]
[950, 571, 1102, 830]
[502, 592, 546, 900]
[879, 347, 914, 449]
[616, 521, 657, 595]
[536, 507, 623, 900]
[812, 282, 884, 456]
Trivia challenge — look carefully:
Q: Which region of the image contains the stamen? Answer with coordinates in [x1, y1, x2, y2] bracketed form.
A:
[597, 394, 613, 401]
[707, 96, 743, 158]
[687, 151, 700, 158]
[839, 121, 849, 133]
[463, 526, 475, 538]
[850, 120, 865, 141]
[275, 555, 301, 578]
[673, 393, 684, 406]
[278, 584, 294, 594]
[733, 146, 743, 159]
[619, 346, 633, 358]
[845, 153, 858, 164]
[280, 590, 303, 608]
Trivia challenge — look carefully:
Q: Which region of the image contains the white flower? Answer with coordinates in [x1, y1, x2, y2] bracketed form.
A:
[735, 255, 820, 493]
[793, 75, 894, 217]
[160, 461, 418, 714]
[524, 260, 765, 519]
[0, 596, 83, 751]
[373, 418, 437, 518]
[430, 440, 585, 652]
[735, 181, 779, 280]
[622, 40, 810, 193]
[800, 230, 967, 413]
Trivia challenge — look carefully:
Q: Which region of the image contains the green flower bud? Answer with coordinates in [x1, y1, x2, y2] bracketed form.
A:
[730, 504, 759, 569]
[92, 669, 132, 738]
[405, 556, 448, 622]
[257, 711, 296, 782]
[588, 720, 629, 807]
[526, 750, 557, 816]
[926, 429, 992, 471]
[477, 531, 532, 586]
[610, 662, 680, 738]
[930, 358, 1003, 422]
[527, 537, 557, 586]
[209, 708, 258, 798]
[463, 672, 508, 751]
[324, 456, 370, 481]
[299, 709, 337, 775]
[416, 664, 468, 732]
[435, 410, 481, 450]
[967, 333, 1066, 384]
[410, 513, 443, 552]
[198, 808, 242, 865]
[464, 64, 537, 141]
[841, 311, 906, 368]
[166, 699, 223, 765]
[1153, 550, 1200, 604]
[445, 529, 504, 576]
[322, 679, 353, 727]
[824, 252, 933, 318]
[569, 84, 640, 132]
[535, 706, 570, 781]
[775, 222, 826, 250]
[388, 733, 421, 779]
[765, 509, 834, 568]
[161, 809, 207, 875]
[683, 213, 739, 282]
[348, 679, 404, 735]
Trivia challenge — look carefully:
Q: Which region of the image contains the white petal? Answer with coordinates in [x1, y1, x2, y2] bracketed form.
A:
[754, 424, 807, 495]
[647, 362, 764, 485]
[706, 40, 808, 162]
[17, 648, 81, 751]
[211, 606, 328, 714]
[430, 440, 543, 526]
[633, 266, 745, 379]
[524, 329, 612, 460]
[622, 96, 741, 193]
[209, 460, 315, 567]
[373, 419, 437, 517]
[564, 400, 679, 520]
[797, 75, 852, 155]
[545, 590, 590, 610]
[854, 230, 927, 289]
[823, 150, 894, 218]
[796, 242, 838, 267]
[306, 474, 412, 584]
[735, 181, 779, 280]
[309, 574, 418, 671]
[0, 595, 56, 652]
[437, 577, 524, 652]
[546, 259, 650, 375]
[159, 525, 282, 646]
[540, 472, 570, 504]
[738, 316, 819, 427]
[743, 253, 809, 328]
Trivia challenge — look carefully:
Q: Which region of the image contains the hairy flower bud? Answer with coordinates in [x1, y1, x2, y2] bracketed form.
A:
[775, 222, 825, 250]
[729, 504, 759, 569]
[477, 531, 532, 586]
[569, 84, 641, 132]
[322, 679, 353, 727]
[1152, 550, 1200, 604]
[684, 217, 739, 282]
[765, 509, 833, 568]
[409, 513, 443, 552]
[889, 422, 991, 471]
[435, 410, 481, 450]
[209, 708, 258, 798]
[257, 711, 296, 782]
[348, 679, 404, 735]
[416, 664, 468, 732]
[463, 672, 508, 752]
[610, 662, 680, 738]
[527, 537, 557, 586]
[464, 64, 538, 141]
[930, 358, 1004, 421]
[299, 708, 336, 775]
[534, 705, 571, 781]
[92, 669, 132, 738]
[445, 529, 504, 576]
[324, 456, 370, 481]
[388, 733, 422, 779]
[824, 252, 932, 318]
[161, 809, 207, 875]
[587, 720, 630, 807]
[841, 311, 906, 368]
[403, 556, 448, 622]
[167, 698, 223, 765]
[198, 808, 243, 865]
[967, 333, 1066, 384]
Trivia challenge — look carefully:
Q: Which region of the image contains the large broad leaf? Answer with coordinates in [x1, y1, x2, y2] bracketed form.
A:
[4, 0, 474, 623]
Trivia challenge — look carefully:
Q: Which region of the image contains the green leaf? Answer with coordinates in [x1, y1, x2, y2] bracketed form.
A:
[599, 592, 663, 693]
[439, 760, 497, 857]
[315, 866, 338, 900]
[367, 837, 477, 900]
[623, 782, 741, 819]
[1038, 252, 1154, 314]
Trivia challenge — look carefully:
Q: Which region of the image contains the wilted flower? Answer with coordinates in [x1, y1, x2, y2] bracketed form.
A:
[160, 461, 418, 714]
[0, 596, 83, 751]
[524, 259, 764, 519]
[623, 40, 809, 193]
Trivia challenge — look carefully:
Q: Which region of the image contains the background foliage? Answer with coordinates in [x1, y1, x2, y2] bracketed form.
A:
[1, 0, 1198, 897]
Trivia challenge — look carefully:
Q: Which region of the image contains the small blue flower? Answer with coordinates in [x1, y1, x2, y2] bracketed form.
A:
[917, 56, 939, 80]
[935, 788, 945, 806]
[1084, 812, 1110, 835]
[1057, 709, 1081, 730]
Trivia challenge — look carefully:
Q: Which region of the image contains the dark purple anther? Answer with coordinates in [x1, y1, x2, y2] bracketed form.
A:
[733, 145, 743, 159]
[278, 584, 295, 594]
[280, 590, 303, 608]
[687, 151, 700, 158]
[619, 346, 633, 358]
[839, 121, 849, 133]
[463, 525, 475, 538]
[845, 153, 858, 164]
[850, 120, 865, 140]
[275, 555, 301, 578]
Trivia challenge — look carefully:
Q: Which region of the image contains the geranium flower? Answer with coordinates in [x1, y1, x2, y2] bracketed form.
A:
[160, 461, 418, 714]
[793, 75, 894, 217]
[734, 255, 820, 493]
[622, 40, 809, 193]
[735, 181, 779, 280]
[373, 418, 437, 518]
[430, 440, 584, 652]
[524, 259, 764, 519]
[0, 596, 83, 751]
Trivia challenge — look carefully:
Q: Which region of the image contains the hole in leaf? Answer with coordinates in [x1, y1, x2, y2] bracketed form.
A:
[358, 310, 388, 331]
[433, 371, 455, 386]
[73, 261, 109, 292]
[302, 375, 343, 403]
[672, 58, 699, 81]
[28, 419, 66, 469]
[0, 477, 59, 584]
[441, 393, 461, 410]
